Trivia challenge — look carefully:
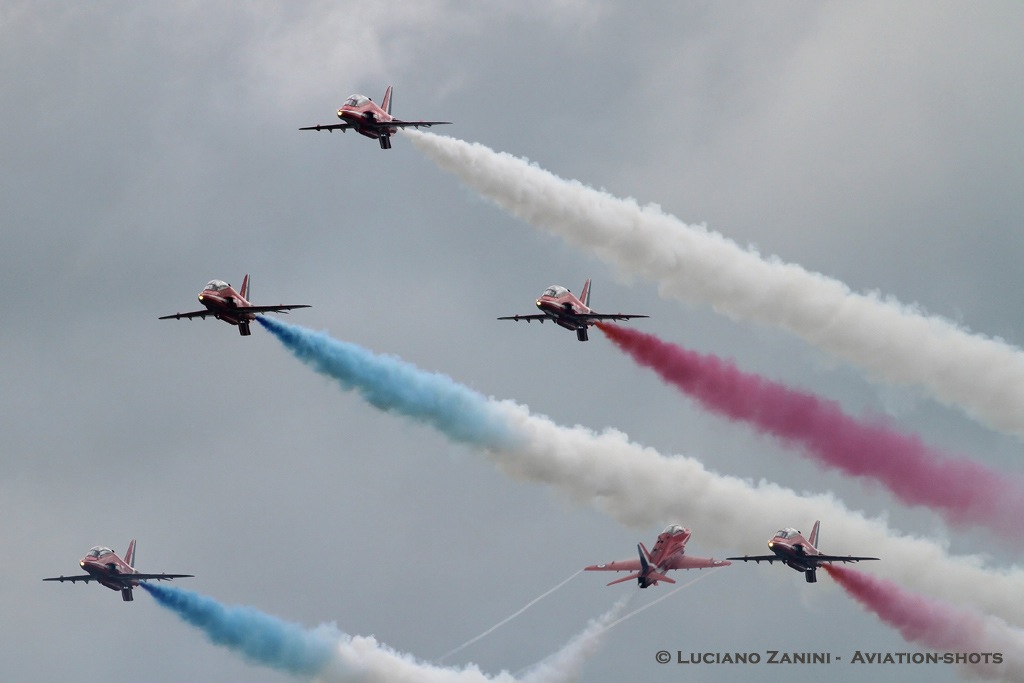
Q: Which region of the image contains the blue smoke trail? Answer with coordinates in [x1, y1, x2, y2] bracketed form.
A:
[257, 317, 521, 449]
[141, 583, 338, 676]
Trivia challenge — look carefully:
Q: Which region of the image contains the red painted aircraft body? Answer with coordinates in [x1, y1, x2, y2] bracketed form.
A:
[498, 279, 648, 341]
[585, 525, 730, 588]
[43, 540, 193, 601]
[300, 85, 450, 149]
[727, 521, 879, 583]
[159, 274, 310, 336]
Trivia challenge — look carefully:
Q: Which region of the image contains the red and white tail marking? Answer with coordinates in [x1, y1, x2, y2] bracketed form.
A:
[240, 274, 250, 301]
[382, 85, 393, 116]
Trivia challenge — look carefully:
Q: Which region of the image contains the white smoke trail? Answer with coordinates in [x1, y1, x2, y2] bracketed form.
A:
[517, 595, 633, 683]
[439, 570, 583, 662]
[406, 130, 1024, 439]
[315, 597, 629, 683]
[483, 400, 1024, 628]
[260, 317, 1024, 630]
[601, 570, 722, 632]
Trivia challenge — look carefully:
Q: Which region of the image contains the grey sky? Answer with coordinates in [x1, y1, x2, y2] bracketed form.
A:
[3, 2, 1022, 682]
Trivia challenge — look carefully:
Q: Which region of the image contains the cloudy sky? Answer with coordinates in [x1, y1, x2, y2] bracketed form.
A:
[3, 2, 1023, 681]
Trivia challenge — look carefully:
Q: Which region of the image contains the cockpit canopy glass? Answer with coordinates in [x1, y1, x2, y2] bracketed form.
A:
[542, 286, 569, 298]
[774, 528, 799, 539]
[662, 524, 687, 535]
[204, 280, 229, 292]
[344, 95, 370, 107]
[86, 546, 113, 558]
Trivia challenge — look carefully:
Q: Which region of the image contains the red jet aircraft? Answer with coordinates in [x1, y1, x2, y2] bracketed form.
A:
[727, 521, 879, 583]
[300, 85, 450, 149]
[498, 279, 648, 341]
[585, 525, 730, 588]
[43, 540, 193, 602]
[159, 274, 310, 336]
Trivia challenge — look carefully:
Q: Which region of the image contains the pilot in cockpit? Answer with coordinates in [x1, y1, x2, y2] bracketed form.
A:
[344, 95, 371, 107]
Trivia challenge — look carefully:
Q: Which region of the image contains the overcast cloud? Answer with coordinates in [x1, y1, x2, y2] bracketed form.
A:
[3, 2, 1023, 682]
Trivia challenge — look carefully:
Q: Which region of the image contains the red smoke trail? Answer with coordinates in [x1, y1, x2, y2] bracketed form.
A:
[596, 323, 1024, 540]
[824, 566, 1017, 678]
[825, 565, 984, 650]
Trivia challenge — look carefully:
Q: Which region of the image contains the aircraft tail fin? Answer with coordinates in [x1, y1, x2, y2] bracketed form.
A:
[580, 279, 592, 307]
[809, 520, 820, 548]
[637, 543, 650, 573]
[240, 274, 250, 301]
[382, 85, 393, 116]
[124, 539, 136, 568]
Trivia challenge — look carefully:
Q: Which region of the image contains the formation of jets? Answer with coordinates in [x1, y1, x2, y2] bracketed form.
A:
[47, 86, 881, 612]
[43, 541, 192, 602]
[498, 279, 648, 341]
[45, 520, 878, 601]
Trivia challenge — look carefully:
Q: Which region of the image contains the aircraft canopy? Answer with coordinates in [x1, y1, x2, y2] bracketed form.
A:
[86, 547, 113, 558]
[662, 524, 687, 535]
[775, 528, 799, 539]
[543, 286, 569, 298]
[344, 95, 370, 107]
[204, 280, 229, 292]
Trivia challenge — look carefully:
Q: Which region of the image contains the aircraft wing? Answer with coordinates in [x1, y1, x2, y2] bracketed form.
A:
[584, 559, 643, 572]
[577, 313, 650, 321]
[42, 574, 95, 583]
[497, 314, 549, 322]
[299, 123, 355, 132]
[665, 555, 731, 570]
[131, 573, 195, 581]
[389, 120, 451, 129]
[725, 555, 782, 564]
[808, 554, 880, 564]
[235, 304, 311, 314]
[159, 309, 214, 320]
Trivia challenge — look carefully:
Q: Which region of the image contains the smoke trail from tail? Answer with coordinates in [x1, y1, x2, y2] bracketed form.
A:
[405, 130, 1024, 439]
[516, 595, 633, 682]
[143, 583, 615, 682]
[256, 316, 520, 449]
[825, 566, 1024, 679]
[596, 322, 1024, 541]
[258, 318, 1024, 627]
[440, 570, 583, 662]
[140, 583, 338, 676]
[600, 569, 721, 632]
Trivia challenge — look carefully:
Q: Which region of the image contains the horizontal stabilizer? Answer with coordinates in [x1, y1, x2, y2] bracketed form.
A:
[606, 572, 641, 586]
[648, 571, 676, 585]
